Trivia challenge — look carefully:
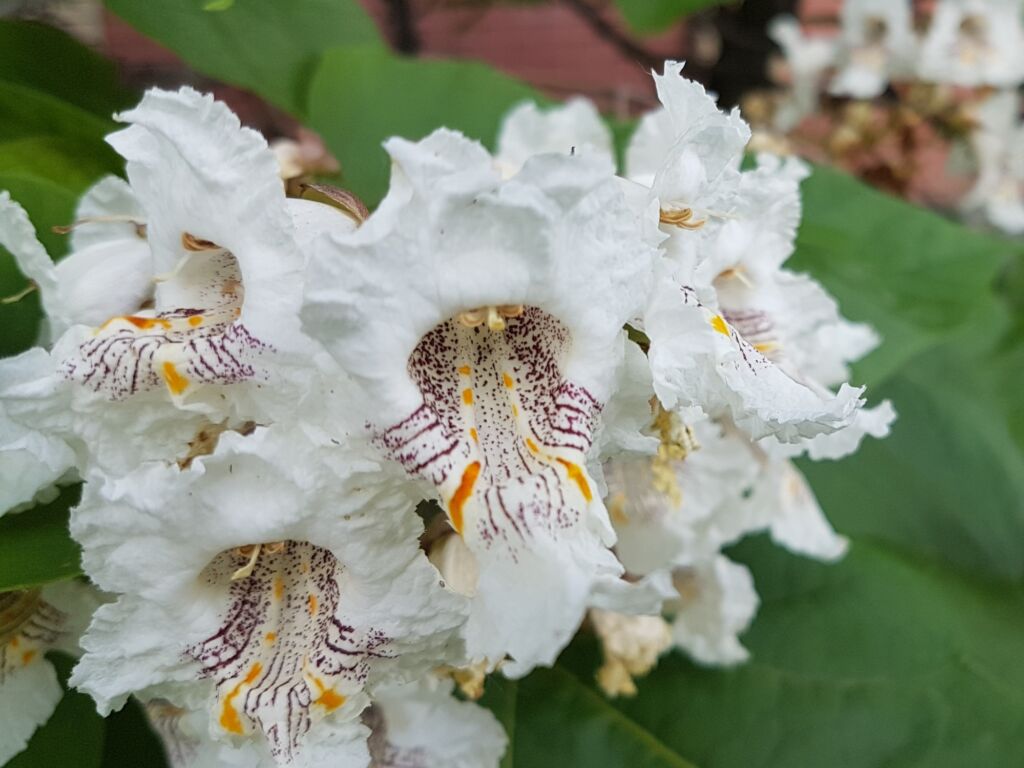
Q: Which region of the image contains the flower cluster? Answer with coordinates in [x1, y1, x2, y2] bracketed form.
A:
[0, 63, 892, 767]
[765, 0, 1024, 235]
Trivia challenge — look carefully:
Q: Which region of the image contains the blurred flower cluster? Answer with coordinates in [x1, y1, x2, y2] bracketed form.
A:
[0, 62, 892, 767]
[757, 0, 1024, 234]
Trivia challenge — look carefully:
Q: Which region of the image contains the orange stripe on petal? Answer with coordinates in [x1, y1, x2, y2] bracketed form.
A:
[449, 461, 481, 535]
[556, 458, 593, 502]
[161, 361, 190, 395]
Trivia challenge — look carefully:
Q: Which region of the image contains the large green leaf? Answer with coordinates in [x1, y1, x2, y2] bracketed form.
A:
[801, 325, 1024, 583]
[536, 536, 1024, 768]
[104, 0, 382, 117]
[481, 667, 697, 767]
[0, 20, 133, 118]
[792, 166, 1013, 388]
[308, 46, 539, 205]
[7, 653, 105, 768]
[613, 0, 730, 34]
[0, 485, 83, 591]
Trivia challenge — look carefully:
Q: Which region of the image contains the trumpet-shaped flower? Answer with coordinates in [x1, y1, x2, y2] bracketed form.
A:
[919, 0, 1024, 88]
[961, 90, 1024, 234]
[0, 87, 359, 479]
[302, 128, 662, 676]
[830, 0, 916, 98]
[70, 425, 467, 764]
[769, 16, 837, 131]
[0, 581, 101, 764]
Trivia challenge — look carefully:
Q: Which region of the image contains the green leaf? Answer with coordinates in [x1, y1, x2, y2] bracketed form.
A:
[101, 698, 170, 768]
[801, 326, 1024, 583]
[308, 45, 539, 205]
[7, 653, 105, 768]
[792, 166, 1013, 388]
[0, 80, 116, 148]
[0, 20, 133, 118]
[613, 0, 729, 34]
[0, 485, 83, 591]
[482, 664, 697, 767]
[203, 0, 235, 9]
[104, 0, 382, 116]
[546, 536, 1024, 768]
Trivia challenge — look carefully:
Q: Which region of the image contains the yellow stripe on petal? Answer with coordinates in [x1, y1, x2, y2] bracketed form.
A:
[710, 314, 730, 336]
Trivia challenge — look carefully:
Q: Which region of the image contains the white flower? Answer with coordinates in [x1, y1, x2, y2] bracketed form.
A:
[769, 16, 837, 131]
[626, 67, 866, 442]
[366, 677, 508, 768]
[668, 556, 758, 666]
[302, 128, 661, 676]
[961, 89, 1024, 234]
[0, 180, 150, 343]
[0, 88, 360, 479]
[605, 417, 759, 575]
[830, 0, 916, 98]
[0, 581, 101, 764]
[70, 424, 468, 764]
[919, 0, 1024, 88]
[495, 97, 614, 176]
[0, 348, 75, 515]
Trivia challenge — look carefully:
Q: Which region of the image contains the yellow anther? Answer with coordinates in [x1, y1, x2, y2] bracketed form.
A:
[659, 207, 706, 230]
[457, 305, 524, 332]
[181, 232, 220, 252]
[229, 541, 286, 581]
[486, 306, 505, 332]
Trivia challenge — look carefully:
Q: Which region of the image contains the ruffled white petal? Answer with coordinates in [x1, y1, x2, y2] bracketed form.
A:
[368, 677, 507, 768]
[0, 348, 76, 514]
[0, 649, 63, 764]
[668, 556, 758, 666]
[496, 97, 614, 175]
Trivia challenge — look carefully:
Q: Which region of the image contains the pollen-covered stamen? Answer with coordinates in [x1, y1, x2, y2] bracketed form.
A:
[52, 215, 147, 239]
[650, 405, 700, 507]
[456, 304, 525, 332]
[659, 207, 706, 230]
[230, 540, 287, 580]
[187, 541, 390, 761]
[181, 232, 219, 252]
[0, 589, 66, 682]
[64, 241, 269, 400]
[377, 307, 600, 560]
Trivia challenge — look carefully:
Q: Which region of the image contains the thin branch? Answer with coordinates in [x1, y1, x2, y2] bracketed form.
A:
[561, 0, 665, 71]
[385, 0, 421, 55]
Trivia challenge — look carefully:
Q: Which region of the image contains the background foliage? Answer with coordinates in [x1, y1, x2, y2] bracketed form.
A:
[0, 1, 1022, 765]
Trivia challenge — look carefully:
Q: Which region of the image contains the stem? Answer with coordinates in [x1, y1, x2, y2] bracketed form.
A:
[386, 0, 421, 55]
[562, 0, 664, 71]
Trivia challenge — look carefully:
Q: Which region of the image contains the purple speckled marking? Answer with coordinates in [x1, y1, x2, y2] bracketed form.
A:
[185, 542, 389, 761]
[0, 598, 65, 683]
[61, 249, 269, 400]
[374, 307, 601, 558]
